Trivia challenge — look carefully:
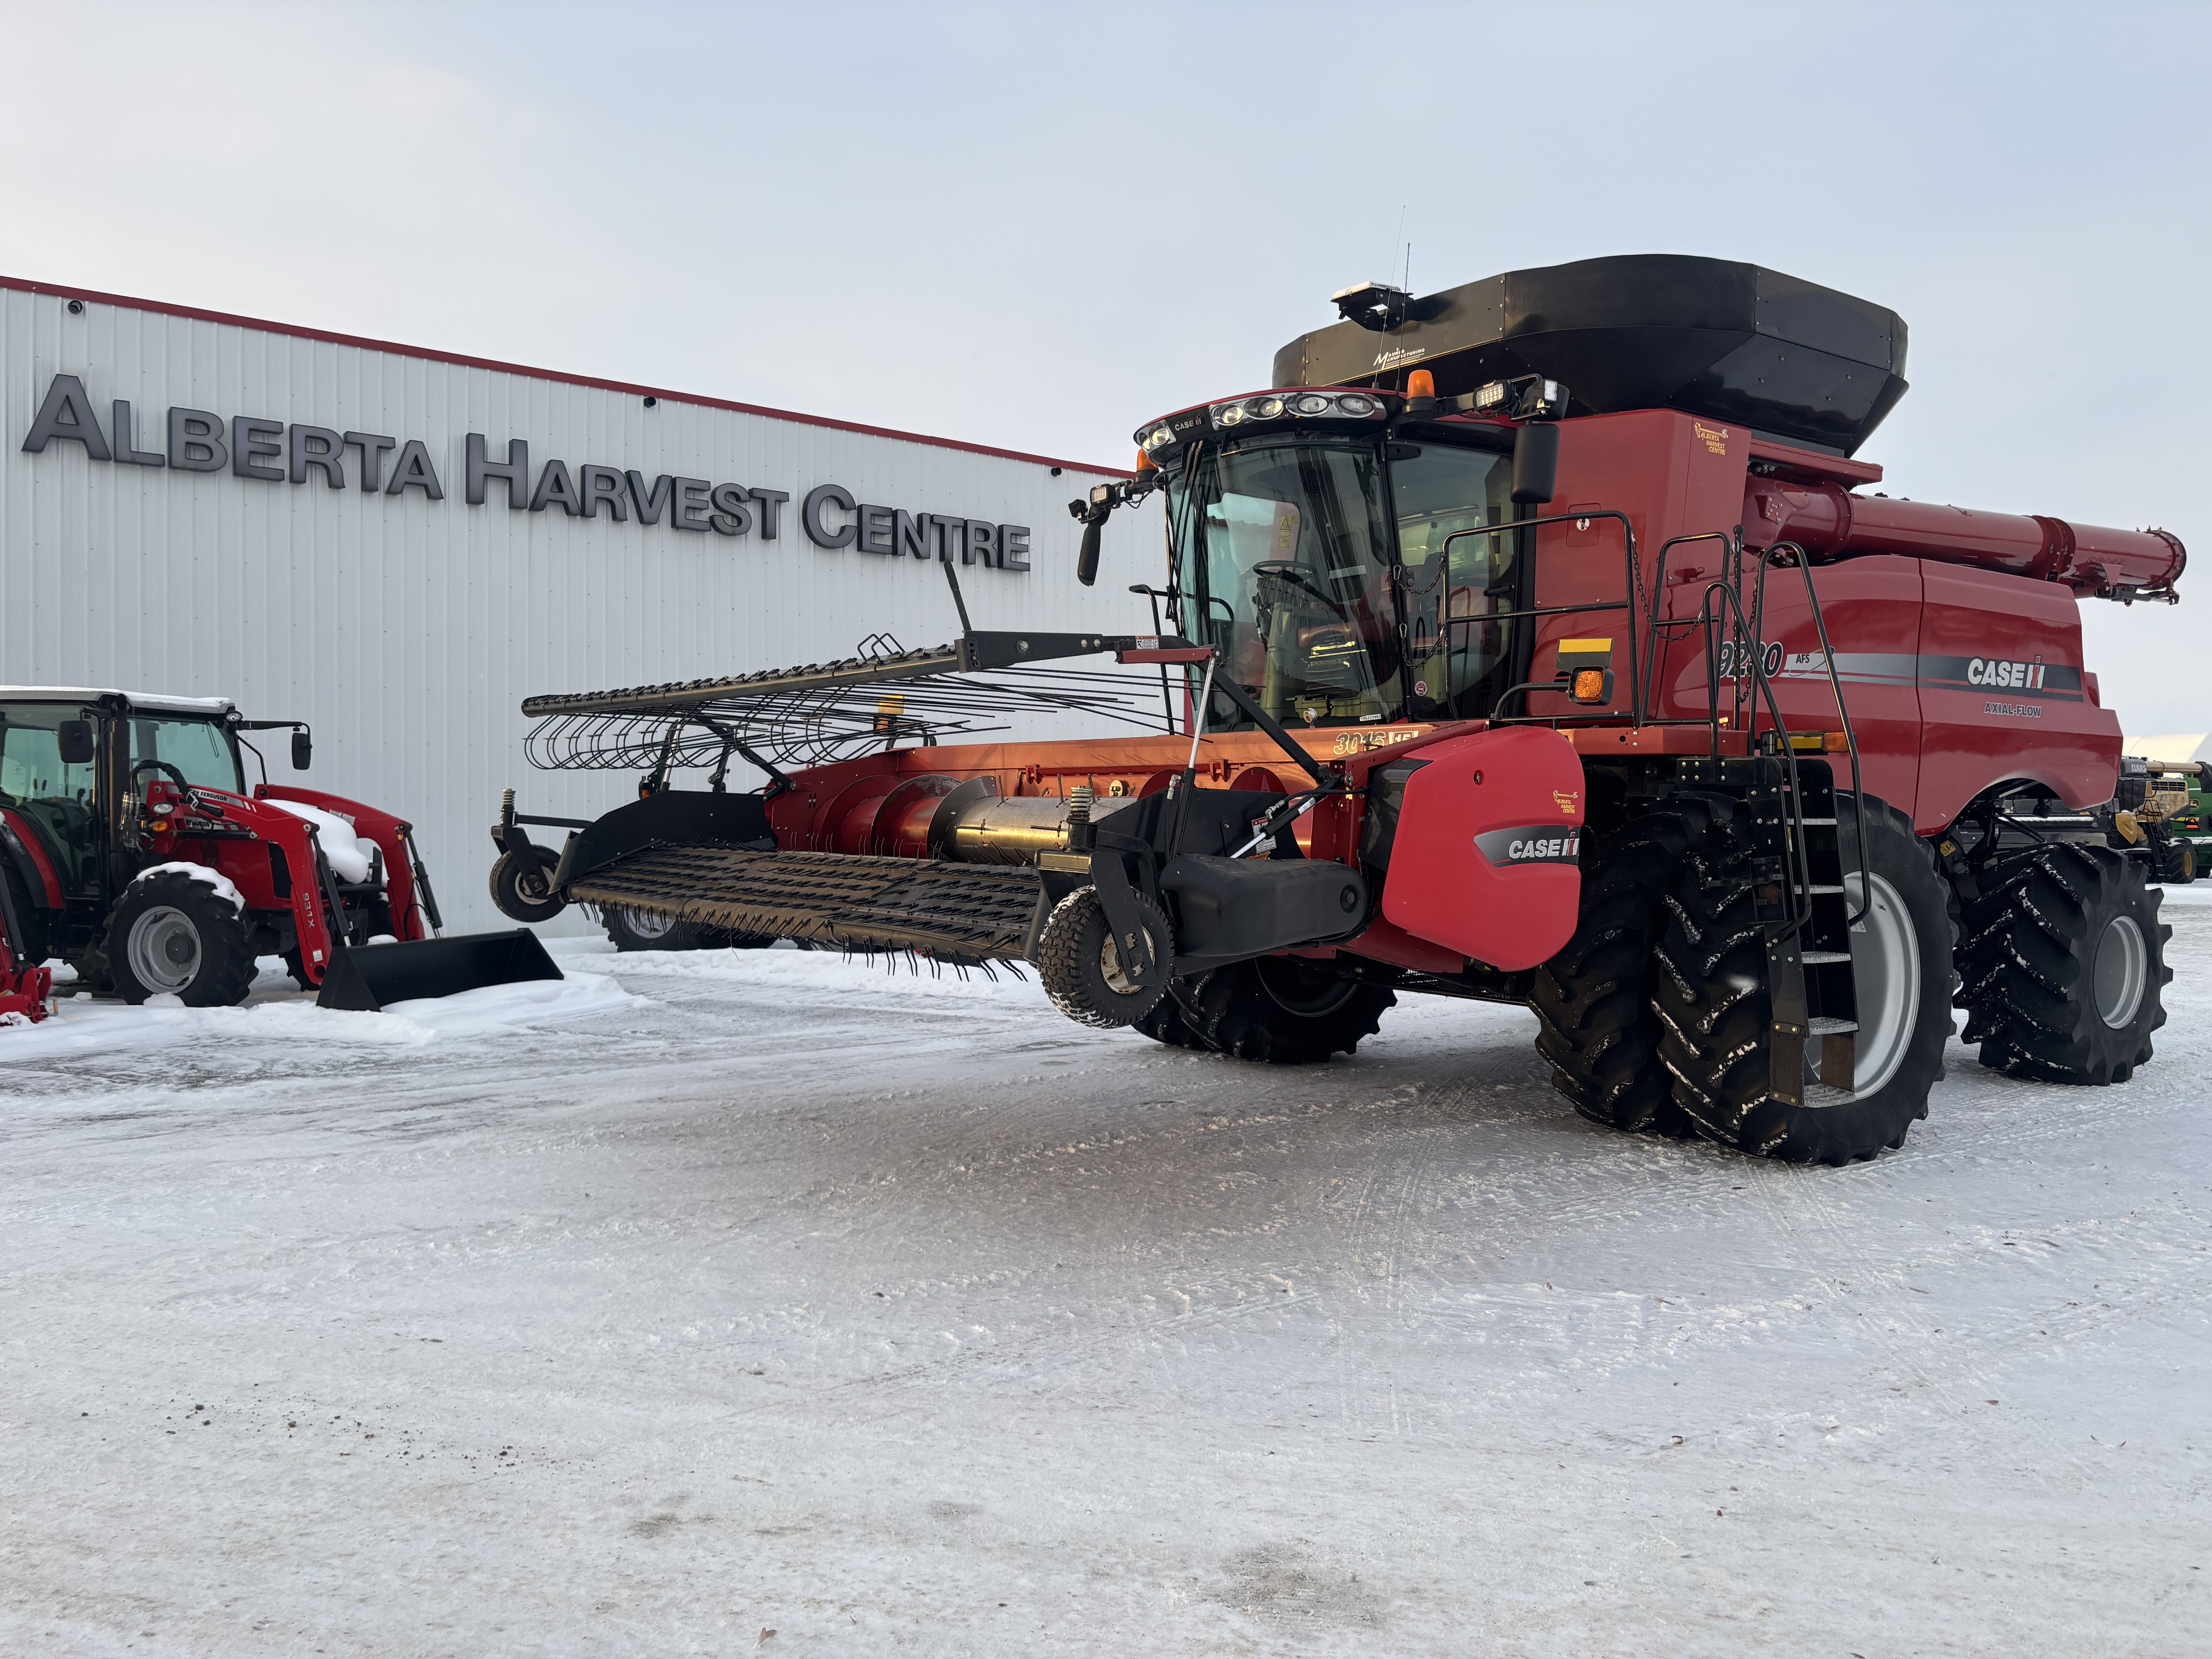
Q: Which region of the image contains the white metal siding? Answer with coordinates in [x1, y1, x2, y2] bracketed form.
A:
[0, 287, 1159, 931]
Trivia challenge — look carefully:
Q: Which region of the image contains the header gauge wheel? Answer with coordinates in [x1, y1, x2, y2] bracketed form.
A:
[1036, 886, 1171, 1030]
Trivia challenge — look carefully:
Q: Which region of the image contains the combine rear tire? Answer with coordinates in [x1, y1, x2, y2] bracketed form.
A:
[1173, 955, 1392, 1064]
[1958, 843, 2169, 1083]
[1654, 793, 1954, 1164]
[1532, 795, 1722, 1136]
[106, 871, 258, 1008]
[1037, 886, 1172, 1029]
[489, 853, 564, 924]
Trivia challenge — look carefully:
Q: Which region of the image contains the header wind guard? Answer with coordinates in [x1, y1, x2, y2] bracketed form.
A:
[1378, 727, 1587, 972]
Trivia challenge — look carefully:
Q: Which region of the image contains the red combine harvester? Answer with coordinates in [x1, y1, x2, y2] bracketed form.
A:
[0, 689, 559, 1011]
[493, 254, 2185, 1163]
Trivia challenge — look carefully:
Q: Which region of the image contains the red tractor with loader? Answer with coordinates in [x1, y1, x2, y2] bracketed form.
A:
[491, 254, 2185, 1164]
[0, 688, 557, 1012]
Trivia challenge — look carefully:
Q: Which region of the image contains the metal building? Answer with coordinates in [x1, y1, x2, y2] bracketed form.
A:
[0, 277, 1142, 930]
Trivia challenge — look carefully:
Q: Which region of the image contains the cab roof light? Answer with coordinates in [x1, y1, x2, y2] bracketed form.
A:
[1202, 389, 1391, 433]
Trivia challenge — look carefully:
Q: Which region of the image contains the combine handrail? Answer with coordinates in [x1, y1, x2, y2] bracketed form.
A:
[1440, 509, 1642, 727]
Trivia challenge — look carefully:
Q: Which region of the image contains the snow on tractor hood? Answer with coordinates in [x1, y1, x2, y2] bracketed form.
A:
[260, 799, 383, 885]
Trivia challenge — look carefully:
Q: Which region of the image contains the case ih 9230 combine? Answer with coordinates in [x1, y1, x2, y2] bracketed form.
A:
[492, 254, 2186, 1165]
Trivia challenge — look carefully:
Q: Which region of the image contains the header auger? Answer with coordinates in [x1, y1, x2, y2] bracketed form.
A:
[496, 252, 2185, 1164]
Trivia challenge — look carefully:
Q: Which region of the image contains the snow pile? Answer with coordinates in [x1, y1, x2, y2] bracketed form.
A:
[260, 798, 383, 884]
[128, 860, 246, 912]
[0, 951, 641, 1059]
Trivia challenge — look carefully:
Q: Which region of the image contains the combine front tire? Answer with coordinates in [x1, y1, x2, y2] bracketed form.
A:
[1958, 843, 2169, 1083]
[106, 871, 258, 1008]
[1037, 886, 1172, 1030]
[1173, 956, 1392, 1064]
[1532, 796, 1721, 1136]
[1133, 991, 1211, 1050]
[1654, 793, 1954, 1164]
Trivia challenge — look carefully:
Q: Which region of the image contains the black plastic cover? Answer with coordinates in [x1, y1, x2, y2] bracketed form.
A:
[1271, 254, 1909, 456]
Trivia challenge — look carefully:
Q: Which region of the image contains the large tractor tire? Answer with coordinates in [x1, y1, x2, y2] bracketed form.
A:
[1532, 795, 1723, 1137]
[1958, 842, 2169, 1083]
[106, 869, 259, 1008]
[1171, 955, 1393, 1064]
[1654, 792, 1955, 1164]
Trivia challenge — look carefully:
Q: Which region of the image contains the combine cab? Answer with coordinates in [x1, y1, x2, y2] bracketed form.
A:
[0, 689, 558, 1012]
[495, 254, 2185, 1163]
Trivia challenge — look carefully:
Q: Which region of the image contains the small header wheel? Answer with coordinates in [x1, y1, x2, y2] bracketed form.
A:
[489, 852, 564, 924]
[1036, 886, 1170, 1029]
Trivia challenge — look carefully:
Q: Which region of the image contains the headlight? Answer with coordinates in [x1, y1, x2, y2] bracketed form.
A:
[1288, 392, 1332, 416]
[1335, 393, 1379, 417]
[1253, 395, 1285, 419]
[1142, 425, 1175, 451]
[1216, 404, 1247, 427]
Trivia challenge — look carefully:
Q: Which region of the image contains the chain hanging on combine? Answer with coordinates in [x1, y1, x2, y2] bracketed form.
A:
[488, 253, 2185, 1164]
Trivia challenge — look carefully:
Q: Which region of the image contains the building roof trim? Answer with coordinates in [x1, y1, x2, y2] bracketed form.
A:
[0, 274, 1132, 479]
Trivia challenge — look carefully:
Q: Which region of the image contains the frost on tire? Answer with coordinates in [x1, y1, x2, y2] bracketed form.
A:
[1959, 842, 2170, 1084]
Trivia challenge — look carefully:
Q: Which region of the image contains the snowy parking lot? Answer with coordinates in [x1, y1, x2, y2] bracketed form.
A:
[3, 896, 2206, 1657]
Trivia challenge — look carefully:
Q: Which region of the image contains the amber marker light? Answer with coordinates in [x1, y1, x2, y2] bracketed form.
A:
[1570, 669, 1609, 704]
[1406, 369, 1436, 399]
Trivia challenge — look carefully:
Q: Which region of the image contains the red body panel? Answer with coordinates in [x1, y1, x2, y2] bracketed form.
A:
[1380, 727, 1586, 970]
[136, 781, 428, 983]
[1912, 563, 2119, 824]
[0, 807, 67, 907]
[257, 785, 433, 941]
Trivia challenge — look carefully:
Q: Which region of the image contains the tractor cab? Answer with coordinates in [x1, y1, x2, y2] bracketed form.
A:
[0, 690, 263, 956]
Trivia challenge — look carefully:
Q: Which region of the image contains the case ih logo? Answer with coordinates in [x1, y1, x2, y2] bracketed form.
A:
[1473, 826, 1582, 866]
[1966, 657, 2049, 690]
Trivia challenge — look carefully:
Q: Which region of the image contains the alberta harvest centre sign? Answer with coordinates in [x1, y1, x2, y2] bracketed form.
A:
[18, 372, 1034, 570]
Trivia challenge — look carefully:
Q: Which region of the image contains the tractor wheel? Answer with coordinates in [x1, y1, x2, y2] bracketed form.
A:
[1172, 955, 1393, 1064]
[2161, 836, 2197, 886]
[1958, 842, 2169, 1084]
[106, 871, 259, 1008]
[1532, 794, 1724, 1137]
[1132, 988, 1211, 1050]
[1036, 886, 1171, 1030]
[1654, 792, 1955, 1164]
[489, 852, 564, 924]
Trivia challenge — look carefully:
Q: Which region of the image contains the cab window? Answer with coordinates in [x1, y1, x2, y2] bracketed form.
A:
[0, 703, 101, 890]
[129, 716, 243, 794]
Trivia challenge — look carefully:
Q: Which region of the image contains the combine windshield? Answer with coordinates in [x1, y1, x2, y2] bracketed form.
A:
[1164, 434, 1522, 731]
[1167, 438, 1402, 732]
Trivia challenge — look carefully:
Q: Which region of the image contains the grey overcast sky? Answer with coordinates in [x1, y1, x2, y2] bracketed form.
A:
[3, 0, 2207, 729]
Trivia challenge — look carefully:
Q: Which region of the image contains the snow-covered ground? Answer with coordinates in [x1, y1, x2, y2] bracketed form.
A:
[3, 897, 2207, 1658]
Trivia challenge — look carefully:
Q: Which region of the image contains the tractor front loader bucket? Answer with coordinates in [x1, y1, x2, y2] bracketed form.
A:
[315, 928, 564, 1012]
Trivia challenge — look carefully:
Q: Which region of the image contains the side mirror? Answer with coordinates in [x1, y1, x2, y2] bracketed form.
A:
[57, 720, 96, 766]
[1511, 422, 1559, 505]
[290, 729, 313, 770]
